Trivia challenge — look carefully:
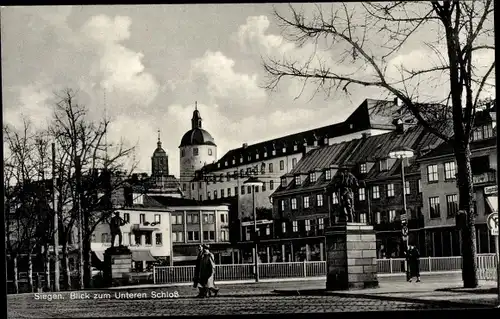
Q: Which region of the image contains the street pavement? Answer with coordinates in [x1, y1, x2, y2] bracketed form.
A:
[7, 273, 498, 318]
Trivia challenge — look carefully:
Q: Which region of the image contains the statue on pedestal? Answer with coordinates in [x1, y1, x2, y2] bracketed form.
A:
[109, 211, 128, 247]
[332, 170, 360, 223]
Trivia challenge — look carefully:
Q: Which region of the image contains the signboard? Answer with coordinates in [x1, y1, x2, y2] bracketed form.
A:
[487, 212, 498, 236]
[402, 226, 409, 237]
[484, 185, 498, 195]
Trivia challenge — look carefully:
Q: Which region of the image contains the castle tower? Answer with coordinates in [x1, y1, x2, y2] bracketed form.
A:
[179, 102, 217, 198]
[152, 130, 169, 187]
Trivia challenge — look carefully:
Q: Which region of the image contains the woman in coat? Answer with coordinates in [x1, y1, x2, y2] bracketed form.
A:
[193, 245, 205, 297]
[197, 244, 219, 297]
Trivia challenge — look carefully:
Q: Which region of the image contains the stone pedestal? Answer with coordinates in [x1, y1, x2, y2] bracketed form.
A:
[325, 223, 379, 290]
[104, 246, 132, 287]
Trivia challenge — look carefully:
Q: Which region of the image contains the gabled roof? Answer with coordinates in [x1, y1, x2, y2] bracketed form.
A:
[198, 98, 401, 175]
[418, 136, 496, 161]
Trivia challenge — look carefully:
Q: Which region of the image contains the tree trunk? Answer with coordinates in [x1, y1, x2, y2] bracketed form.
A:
[27, 253, 34, 293]
[13, 254, 19, 294]
[61, 242, 71, 290]
[83, 237, 92, 288]
[455, 145, 478, 288]
[44, 245, 51, 291]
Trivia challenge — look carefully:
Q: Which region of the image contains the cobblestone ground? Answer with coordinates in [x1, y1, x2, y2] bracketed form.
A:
[8, 282, 469, 318]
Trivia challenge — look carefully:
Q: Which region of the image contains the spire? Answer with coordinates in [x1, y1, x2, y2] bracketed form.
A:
[191, 102, 202, 129]
[157, 129, 162, 148]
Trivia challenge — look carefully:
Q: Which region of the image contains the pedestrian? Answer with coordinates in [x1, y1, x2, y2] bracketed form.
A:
[193, 245, 205, 298]
[407, 245, 421, 283]
[198, 244, 219, 297]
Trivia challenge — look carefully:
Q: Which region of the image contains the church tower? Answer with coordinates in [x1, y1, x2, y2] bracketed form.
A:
[152, 130, 169, 187]
[179, 102, 217, 198]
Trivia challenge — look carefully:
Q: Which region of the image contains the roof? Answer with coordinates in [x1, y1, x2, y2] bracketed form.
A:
[198, 98, 401, 175]
[179, 128, 216, 147]
[418, 136, 496, 161]
[150, 196, 203, 207]
[152, 141, 167, 157]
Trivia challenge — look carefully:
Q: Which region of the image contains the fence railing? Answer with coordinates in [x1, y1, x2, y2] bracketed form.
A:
[154, 254, 498, 285]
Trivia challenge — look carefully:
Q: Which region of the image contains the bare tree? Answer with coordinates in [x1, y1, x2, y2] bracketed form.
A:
[50, 89, 138, 288]
[263, 1, 495, 288]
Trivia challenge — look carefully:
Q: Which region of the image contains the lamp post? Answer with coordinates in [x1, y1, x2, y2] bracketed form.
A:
[244, 176, 264, 283]
[389, 146, 415, 278]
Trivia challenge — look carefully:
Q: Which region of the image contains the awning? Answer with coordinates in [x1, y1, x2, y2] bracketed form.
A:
[485, 196, 498, 213]
[131, 250, 156, 262]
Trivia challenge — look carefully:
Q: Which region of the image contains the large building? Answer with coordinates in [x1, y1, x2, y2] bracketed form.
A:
[188, 99, 406, 231]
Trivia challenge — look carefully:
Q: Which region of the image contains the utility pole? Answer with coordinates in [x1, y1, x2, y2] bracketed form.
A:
[75, 155, 84, 289]
[52, 143, 60, 292]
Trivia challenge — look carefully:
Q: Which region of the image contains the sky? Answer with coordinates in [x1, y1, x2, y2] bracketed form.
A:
[2, 3, 495, 178]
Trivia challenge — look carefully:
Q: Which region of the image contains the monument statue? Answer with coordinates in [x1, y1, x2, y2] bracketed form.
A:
[109, 211, 128, 247]
[333, 170, 359, 223]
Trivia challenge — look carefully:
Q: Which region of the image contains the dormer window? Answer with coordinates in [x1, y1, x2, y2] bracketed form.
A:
[272, 149, 276, 156]
[313, 140, 318, 146]
[256, 153, 260, 160]
[232, 159, 235, 165]
[309, 172, 316, 183]
[379, 159, 388, 171]
[360, 163, 367, 174]
[295, 176, 302, 186]
[293, 144, 298, 151]
[325, 169, 331, 180]
[282, 147, 286, 153]
[217, 163, 221, 168]
[324, 138, 329, 145]
[248, 155, 251, 161]
[281, 177, 287, 187]
[224, 161, 228, 167]
[240, 157, 243, 163]
[264, 151, 268, 158]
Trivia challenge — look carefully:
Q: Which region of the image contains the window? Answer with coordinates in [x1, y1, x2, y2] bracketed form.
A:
[318, 218, 324, 230]
[235, 186, 238, 196]
[269, 163, 273, 173]
[203, 231, 215, 241]
[376, 212, 381, 224]
[220, 230, 228, 241]
[255, 186, 259, 193]
[181, 149, 185, 157]
[247, 186, 251, 193]
[221, 189, 225, 198]
[310, 172, 316, 183]
[281, 178, 287, 187]
[418, 179, 422, 193]
[101, 233, 108, 243]
[199, 195, 203, 201]
[303, 196, 310, 208]
[154, 214, 161, 224]
[282, 222, 286, 233]
[272, 149, 276, 156]
[404, 181, 410, 195]
[292, 158, 297, 168]
[372, 186, 380, 199]
[207, 192, 211, 200]
[245, 227, 251, 241]
[379, 159, 388, 171]
[171, 214, 183, 225]
[240, 157, 243, 164]
[389, 210, 396, 222]
[266, 225, 271, 235]
[193, 148, 199, 156]
[187, 213, 199, 224]
[305, 220, 311, 231]
[262, 182, 266, 192]
[282, 147, 286, 153]
[360, 163, 367, 174]
[145, 233, 152, 245]
[446, 194, 458, 217]
[192, 183, 195, 190]
[123, 232, 129, 245]
[281, 200, 286, 212]
[214, 190, 218, 199]
[316, 194, 324, 207]
[208, 148, 213, 156]
[483, 124, 493, 139]
[291, 198, 297, 210]
[91, 234, 96, 243]
[188, 231, 200, 241]
[472, 127, 483, 141]
[359, 188, 366, 201]
[292, 221, 298, 232]
[332, 192, 339, 204]
[429, 196, 440, 218]
[270, 180, 274, 190]
[264, 151, 268, 158]
[123, 213, 130, 223]
[280, 160, 285, 170]
[256, 153, 260, 160]
[203, 213, 215, 223]
[325, 170, 331, 180]
[359, 213, 367, 224]
[155, 233, 163, 246]
[294, 144, 298, 151]
[427, 164, 438, 182]
[140, 214, 145, 223]
[387, 183, 395, 197]
[444, 161, 456, 180]
[182, 183, 187, 191]
[295, 176, 302, 185]
[241, 186, 245, 195]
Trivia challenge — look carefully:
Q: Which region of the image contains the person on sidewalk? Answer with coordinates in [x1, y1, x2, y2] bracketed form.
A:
[198, 244, 219, 297]
[193, 245, 205, 298]
[407, 245, 421, 283]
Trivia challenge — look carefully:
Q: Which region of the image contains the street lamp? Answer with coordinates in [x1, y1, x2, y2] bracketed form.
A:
[244, 176, 264, 282]
[389, 146, 414, 278]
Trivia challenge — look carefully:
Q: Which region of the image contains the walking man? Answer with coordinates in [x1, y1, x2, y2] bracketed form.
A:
[407, 245, 421, 283]
[193, 245, 205, 297]
[198, 244, 219, 297]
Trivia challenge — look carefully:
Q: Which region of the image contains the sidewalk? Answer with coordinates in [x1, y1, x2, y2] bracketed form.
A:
[273, 275, 499, 307]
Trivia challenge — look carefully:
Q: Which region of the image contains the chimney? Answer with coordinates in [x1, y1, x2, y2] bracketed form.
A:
[242, 143, 248, 149]
[361, 132, 371, 139]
